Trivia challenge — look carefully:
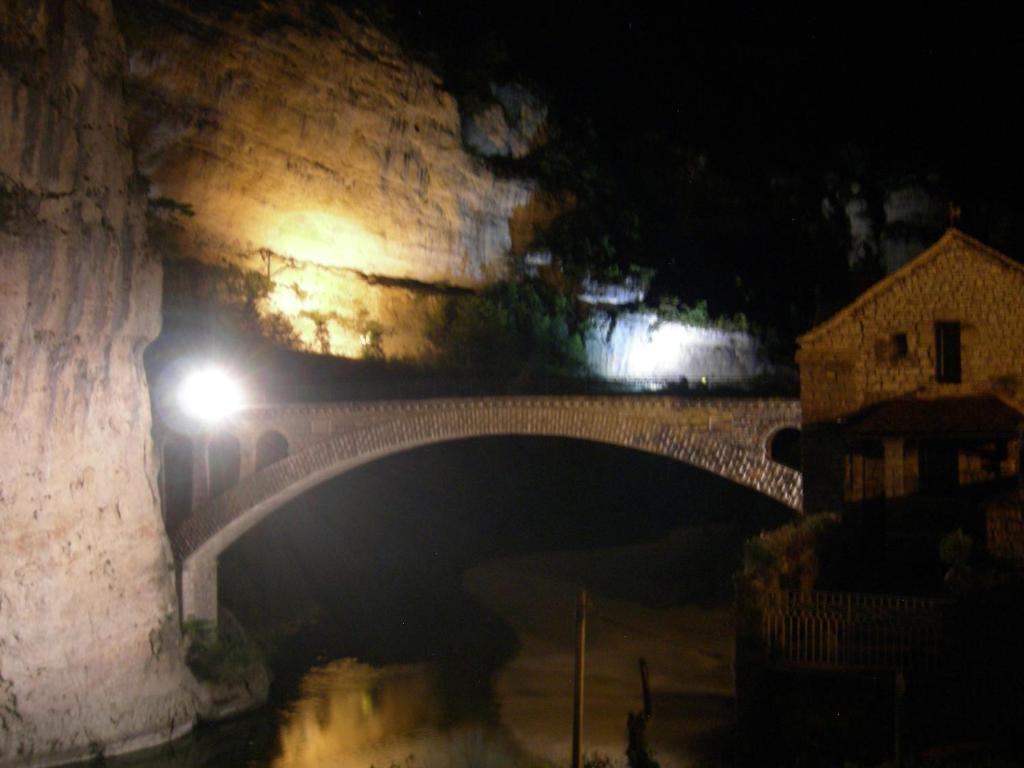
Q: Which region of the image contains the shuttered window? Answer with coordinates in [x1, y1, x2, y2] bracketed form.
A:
[935, 321, 961, 383]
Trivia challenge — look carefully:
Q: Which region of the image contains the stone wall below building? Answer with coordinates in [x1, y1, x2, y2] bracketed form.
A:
[986, 493, 1024, 561]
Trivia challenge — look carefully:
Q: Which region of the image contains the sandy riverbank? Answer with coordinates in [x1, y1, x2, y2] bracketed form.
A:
[464, 525, 740, 768]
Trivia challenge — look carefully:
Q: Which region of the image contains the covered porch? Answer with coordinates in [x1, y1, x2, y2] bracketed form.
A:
[840, 396, 1024, 586]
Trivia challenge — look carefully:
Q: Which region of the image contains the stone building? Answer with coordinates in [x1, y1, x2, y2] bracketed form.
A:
[796, 229, 1024, 548]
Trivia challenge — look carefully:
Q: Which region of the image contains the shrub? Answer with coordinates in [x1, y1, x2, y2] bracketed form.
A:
[359, 320, 386, 360]
[427, 279, 589, 378]
[300, 309, 335, 355]
[182, 618, 263, 685]
[738, 513, 841, 602]
[583, 754, 615, 768]
[162, 257, 302, 350]
[648, 297, 749, 332]
[939, 528, 973, 593]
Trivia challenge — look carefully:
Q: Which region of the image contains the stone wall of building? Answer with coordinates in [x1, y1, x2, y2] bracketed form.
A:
[986, 493, 1024, 560]
[796, 230, 1024, 514]
[797, 230, 1024, 427]
[0, 2, 196, 764]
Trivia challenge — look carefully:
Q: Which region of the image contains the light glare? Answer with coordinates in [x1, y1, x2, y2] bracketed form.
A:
[178, 368, 244, 423]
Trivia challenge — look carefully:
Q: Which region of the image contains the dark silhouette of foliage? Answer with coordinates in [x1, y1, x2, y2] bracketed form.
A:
[162, 258, 301, 350]
[427, 279, 587, 379]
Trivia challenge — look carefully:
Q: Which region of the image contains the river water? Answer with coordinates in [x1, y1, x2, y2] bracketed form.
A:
[115, 437, 789, 768]
[117, 555, 736, 768]
[115, 658, 529, 768]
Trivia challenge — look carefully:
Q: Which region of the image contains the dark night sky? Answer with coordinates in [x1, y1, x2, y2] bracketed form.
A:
[402, 2, 1024, 177]
[374, 2, 1024, 340]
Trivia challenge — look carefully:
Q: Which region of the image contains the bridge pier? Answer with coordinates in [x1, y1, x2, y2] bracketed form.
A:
[191, 432, 210, 506]
[181, 553, 218, 625]
[240, 438, 257, 482]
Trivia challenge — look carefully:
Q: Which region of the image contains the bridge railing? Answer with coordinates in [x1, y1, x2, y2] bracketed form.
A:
[761, 589, 948, 671]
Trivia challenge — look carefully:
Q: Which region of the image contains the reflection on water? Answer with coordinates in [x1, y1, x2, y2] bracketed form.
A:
[278, 661, 440, 766]
[116, 659, 533, 768]
[276, 661, 438, 765]
[276, 659, 532, 768]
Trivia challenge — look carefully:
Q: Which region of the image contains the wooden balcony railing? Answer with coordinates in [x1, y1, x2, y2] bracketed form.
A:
[761, 590, 948, 671]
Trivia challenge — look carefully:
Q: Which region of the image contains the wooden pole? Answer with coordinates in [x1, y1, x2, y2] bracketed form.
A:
[894, 670, 905, 767]
[572, 587, 587, 768]
[639, 657, 652, 719]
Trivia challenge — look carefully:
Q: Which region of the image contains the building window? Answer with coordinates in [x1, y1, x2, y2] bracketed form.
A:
[920, 440, 960, 493]
[935, 321, 961, 383]
[892, 332, 908, 359]
[255, 430, 289, 470]
[208, 432, 241, 497]
[161, 433, 193, 529]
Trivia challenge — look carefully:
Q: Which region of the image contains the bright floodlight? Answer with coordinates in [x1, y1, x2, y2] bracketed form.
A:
[177, 367, 244, 424]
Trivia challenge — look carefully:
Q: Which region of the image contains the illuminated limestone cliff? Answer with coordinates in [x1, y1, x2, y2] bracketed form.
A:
[123, 1, 542, 357]
[584, 312, 768, 385]
[0, 1, 196, 764]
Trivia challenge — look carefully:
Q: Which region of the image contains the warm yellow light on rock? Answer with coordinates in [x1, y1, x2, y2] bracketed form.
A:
[256, 210, 397, 357]
[262, 210, 394, 274]
[264, 268, 364, 356]
[268, 282, 306, 317]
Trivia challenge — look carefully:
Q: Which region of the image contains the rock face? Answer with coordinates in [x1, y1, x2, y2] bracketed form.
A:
[584, 312, 769, 385]
[124, 1, 538, 357]
[577, 275, 647, 306]
[880, 181, 946, 273]
[0, 2, 196, 765]
[843, 182, 878, 270]
[832, 177, 946, 274]
[461, 83, 547, 159]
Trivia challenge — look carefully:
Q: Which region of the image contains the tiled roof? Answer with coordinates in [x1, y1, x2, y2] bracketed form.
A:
[846, 395, 1024, 438]
[798, 229, 1024, 345]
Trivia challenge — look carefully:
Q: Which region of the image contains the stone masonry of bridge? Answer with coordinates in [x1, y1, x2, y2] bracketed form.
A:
[167, 396, 802, 624]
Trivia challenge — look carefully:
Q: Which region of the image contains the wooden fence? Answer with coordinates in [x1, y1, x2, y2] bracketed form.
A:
[987, 501, 1024, 560]
[761, 590, 947, 671]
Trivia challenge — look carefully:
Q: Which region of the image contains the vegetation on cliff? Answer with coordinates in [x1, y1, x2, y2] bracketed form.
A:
[161, 258, 303, 349]
[426, 279, 587, 379]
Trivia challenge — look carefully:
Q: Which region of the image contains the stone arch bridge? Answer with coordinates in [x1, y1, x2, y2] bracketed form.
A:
[162, 396, 802, 624]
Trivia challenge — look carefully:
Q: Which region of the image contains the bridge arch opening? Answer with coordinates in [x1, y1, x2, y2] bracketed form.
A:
[208, 432, 242, 497]
[256, 430, 289, 471]
[215, 435, 796, 639]
[768, 427, 801, 472]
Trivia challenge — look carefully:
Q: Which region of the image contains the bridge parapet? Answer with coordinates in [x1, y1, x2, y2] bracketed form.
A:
[220, 396, 798, 460]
